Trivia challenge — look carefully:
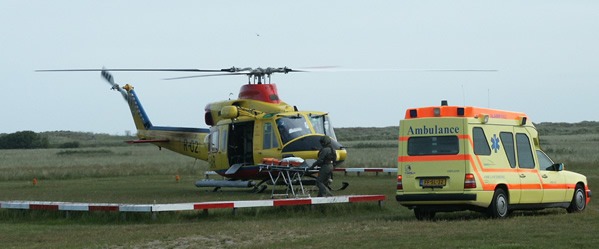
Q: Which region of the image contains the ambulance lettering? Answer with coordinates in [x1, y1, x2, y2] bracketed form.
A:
[407, 125, 460, 135]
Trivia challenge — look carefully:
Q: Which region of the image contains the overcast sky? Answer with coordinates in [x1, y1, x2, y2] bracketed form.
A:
[1, 1, 598, 135]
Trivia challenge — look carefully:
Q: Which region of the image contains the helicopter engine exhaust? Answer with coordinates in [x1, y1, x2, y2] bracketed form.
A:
[195, 179, 256, 188]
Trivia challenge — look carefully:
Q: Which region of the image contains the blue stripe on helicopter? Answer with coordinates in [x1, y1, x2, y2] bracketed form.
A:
[129, 89, 153, 129]
[149, 126, 209, 133]
[128, 89, 208, 133]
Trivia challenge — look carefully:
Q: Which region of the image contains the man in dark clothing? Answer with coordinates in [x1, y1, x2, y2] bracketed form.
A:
[310, 136, 336, 197]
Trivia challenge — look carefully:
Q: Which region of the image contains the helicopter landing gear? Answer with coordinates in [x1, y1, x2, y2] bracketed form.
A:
[254, 185, 268, 193]
[253, 179, 269, 193]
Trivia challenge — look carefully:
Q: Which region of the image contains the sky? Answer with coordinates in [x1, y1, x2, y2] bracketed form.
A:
[1, 1, 598, 135]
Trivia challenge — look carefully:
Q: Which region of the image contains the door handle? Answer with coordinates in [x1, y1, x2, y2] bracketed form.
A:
[542, 174, 548, 178]
[519, 174, 526, 178]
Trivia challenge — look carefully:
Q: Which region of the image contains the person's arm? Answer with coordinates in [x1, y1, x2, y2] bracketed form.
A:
[311, 148, 332, 169]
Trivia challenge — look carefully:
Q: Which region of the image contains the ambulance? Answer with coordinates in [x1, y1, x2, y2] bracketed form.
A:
[396, 102, 591, 220]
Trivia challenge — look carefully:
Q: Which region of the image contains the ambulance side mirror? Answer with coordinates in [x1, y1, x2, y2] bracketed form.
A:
[548, 163, 564, 171]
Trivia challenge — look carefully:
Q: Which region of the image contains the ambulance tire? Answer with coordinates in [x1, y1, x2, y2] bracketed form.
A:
[566, 184, 586, 213]
[414, 208, 435, 220]
[488, 188, 509, 218]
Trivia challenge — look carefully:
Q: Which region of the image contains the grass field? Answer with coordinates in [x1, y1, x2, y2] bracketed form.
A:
[0, 128, 598, 248]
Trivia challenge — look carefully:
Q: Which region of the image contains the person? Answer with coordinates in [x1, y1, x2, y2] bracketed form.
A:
[309, 136, 336, 197]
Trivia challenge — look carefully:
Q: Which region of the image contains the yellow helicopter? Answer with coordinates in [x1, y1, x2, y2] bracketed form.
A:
[39, 67, 347, 192]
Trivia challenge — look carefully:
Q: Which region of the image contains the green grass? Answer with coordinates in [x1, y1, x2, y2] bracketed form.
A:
[341, 141, 397, 168]
[0, 146, 205, 181]
[0, 128, 598, 248]
[40, 130, 135, 148]
[1, 202, 597, 248]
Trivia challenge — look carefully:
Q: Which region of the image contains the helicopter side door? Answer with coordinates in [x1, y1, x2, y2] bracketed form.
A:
[257, 120, 281, 160]
[228, 121, 255, 165]
[207, 125, 229, 169]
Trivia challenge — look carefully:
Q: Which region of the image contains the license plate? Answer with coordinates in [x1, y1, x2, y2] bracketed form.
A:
[420, 178, 447, 187]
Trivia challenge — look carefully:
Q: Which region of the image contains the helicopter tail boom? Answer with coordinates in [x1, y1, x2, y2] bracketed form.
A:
[124, 86, 154, 130]
[100, 70, 210, 161]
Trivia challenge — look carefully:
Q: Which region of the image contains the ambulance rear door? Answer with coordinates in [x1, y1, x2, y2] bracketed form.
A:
[400, 118, 468, 194]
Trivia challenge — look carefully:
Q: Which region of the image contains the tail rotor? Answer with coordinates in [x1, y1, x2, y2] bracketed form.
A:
[100, 69, 127, 100]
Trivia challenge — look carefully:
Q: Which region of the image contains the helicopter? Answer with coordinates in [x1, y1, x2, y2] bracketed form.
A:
[39, 67, 347, 192]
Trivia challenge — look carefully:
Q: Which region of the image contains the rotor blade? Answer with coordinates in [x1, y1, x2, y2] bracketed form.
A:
[298, 68, 497, 72]
[101, 70, 116, 85]
[284, 68, 309, 73]
[36, 68, 225, 72]
[99, 69, 128, 100]
[163, 72, 249, 80]
[295, 66, 338, 70]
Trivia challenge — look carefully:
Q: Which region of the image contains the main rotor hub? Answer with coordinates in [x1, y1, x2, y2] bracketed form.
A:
[238, 83, 280, 103]
[220, 67, 292, 84]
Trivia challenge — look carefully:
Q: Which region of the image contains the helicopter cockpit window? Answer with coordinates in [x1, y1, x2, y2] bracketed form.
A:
[263, 122, 279, 149]
[276, 116, 311, 144]
[309, 114, 337, 140]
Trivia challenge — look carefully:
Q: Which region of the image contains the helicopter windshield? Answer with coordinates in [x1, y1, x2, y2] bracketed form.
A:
[309, 114, 337, 140]
[276, 116, 312, 144]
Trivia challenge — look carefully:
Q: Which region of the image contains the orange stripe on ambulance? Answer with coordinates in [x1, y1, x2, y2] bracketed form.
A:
[396, 102, 591, 220]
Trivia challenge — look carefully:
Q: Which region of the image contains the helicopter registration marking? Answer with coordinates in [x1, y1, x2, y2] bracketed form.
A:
[183, 139, 200, 153]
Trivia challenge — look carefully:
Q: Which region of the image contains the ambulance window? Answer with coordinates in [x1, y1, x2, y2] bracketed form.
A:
[516, 133, 535, 169]
[408, 136, 459, 155]
[500, 132, 516, 168]
[537, 150, 554, 170]
[473, 127, 491, 155]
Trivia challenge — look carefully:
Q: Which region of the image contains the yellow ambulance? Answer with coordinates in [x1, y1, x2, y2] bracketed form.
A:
[396, 102, 591, 219]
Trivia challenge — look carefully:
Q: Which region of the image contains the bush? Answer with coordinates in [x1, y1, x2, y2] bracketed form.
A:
[0, 131, 49, 149]
[59, 141, 80, 148]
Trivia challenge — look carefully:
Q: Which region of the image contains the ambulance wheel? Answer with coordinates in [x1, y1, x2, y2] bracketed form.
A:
[414, 208, 435, 220]
[488, 188, 509, 218]
[566, 184, 586, 213]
